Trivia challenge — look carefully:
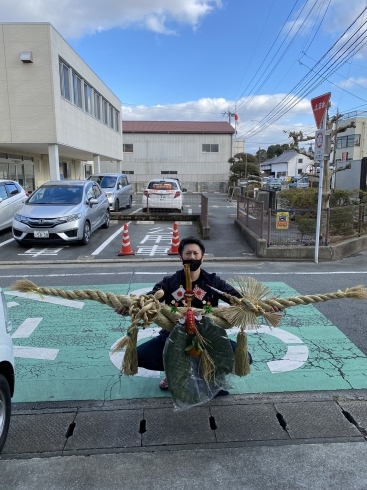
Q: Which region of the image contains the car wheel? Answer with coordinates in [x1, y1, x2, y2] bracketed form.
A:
[80, 221, 91, 245]
[0, 374, 11, 454]
[126, 196, 132, 209]
[114, 199, 120, 212]
[101, 210, 110, 229]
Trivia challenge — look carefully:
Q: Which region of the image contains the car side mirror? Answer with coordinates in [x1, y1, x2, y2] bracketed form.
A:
[182, 188, 187, 192]
[88, 198, 98, 206]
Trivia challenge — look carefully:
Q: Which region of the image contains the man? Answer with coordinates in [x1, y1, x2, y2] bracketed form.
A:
[115, 236, 252, 394]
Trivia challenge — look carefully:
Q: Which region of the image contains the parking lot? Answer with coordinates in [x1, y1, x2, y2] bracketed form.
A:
[0, 193, 254, 261]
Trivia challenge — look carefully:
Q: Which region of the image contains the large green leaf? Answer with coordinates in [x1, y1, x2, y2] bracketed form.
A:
[163, 316, 234, 411]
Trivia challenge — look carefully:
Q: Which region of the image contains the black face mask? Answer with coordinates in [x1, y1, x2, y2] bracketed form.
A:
[182, 259, 202, 272]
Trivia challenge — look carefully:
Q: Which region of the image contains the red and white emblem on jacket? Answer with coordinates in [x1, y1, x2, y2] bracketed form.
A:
[172, 287, 186, 301]
[193, 286, 206, 301]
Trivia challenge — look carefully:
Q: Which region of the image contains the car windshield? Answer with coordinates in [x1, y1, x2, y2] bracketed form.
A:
[89, 176, 117, 188]
[148, 181, 178, 190]
[28, 185, 83, 205]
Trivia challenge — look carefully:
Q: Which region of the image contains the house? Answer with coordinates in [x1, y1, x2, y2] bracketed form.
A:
[260, 149, 313, 178]
[113, 121, 235, 192]
[0, 23, 122, 192]
[334, 112, 367, 163]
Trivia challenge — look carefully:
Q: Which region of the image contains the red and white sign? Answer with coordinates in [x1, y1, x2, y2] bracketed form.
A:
[311, 92, 331, 128]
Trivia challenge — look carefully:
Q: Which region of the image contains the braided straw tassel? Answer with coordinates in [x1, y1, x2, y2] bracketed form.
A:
[234, 330, 251, 376]
[122, 326, 138, 375]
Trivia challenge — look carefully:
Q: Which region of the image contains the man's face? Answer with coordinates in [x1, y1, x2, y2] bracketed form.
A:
[181, 243, 203, 262]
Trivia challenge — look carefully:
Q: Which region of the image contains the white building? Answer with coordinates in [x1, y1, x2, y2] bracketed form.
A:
[261, 149, 313, 178]
[118, 121, 235, 192]
[0, 23, 122, 192]
[334, 113, 367, 163]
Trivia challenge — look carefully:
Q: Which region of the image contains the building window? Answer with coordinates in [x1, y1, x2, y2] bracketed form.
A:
[202, 144, 219, 152]
[72, 73, 83, 109]
[115, 110, 119, 131]
[59, 61, 70, 100]
[337, 134, 361, 148]
[84, 84, 92, 114]
[123, 144, 133, 153]
[109, 106, 114, 129]
[161, 171, 177, 174]
[58, 57, 119, 132]
[102, 99, 108, 124]
[94, 92, 101, 120]
[298, 158, 303, 163]
[121, 170, 134, 174]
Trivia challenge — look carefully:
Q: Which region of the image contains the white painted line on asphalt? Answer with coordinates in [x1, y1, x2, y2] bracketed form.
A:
[0, 238, 14, 247]
[91, 221, 132, 255]
[14, 346, 59, 360]
[5, 291, 85, 308]
[1, 270, 367, 280]
[12, 317, 43, 338]
[136, 221, 154, 224]
[6, 301, 19, 308]
[267, 346, 309, 373]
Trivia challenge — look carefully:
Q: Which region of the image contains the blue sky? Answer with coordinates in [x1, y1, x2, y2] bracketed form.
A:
[2, 0, 367, 153]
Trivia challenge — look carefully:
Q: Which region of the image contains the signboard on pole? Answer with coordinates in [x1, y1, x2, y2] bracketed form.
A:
[311, 92, 331, 128]
[314, 129, 325, 162]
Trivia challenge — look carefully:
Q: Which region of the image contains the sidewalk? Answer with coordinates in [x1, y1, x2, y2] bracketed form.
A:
[1, 390, 367, 489]
[3, 390, 367, 458]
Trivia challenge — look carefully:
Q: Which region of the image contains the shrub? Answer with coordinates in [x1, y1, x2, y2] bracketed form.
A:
[278, 188, 318, 209]
[297, 218, 316, 239]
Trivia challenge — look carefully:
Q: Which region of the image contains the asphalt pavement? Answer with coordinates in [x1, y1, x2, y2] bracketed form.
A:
[1, 211, 367, 488]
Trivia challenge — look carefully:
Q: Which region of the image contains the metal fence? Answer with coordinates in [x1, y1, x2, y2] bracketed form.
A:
[237, 199, 367, 247]
[237, 196, 265, 238]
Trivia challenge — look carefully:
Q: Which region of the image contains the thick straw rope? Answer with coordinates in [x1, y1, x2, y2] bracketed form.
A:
[9, 279, 367, 332]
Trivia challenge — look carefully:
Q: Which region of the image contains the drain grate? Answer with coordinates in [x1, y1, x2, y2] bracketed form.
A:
[139, 419, 147, 434]
[65, 421, 76, 439]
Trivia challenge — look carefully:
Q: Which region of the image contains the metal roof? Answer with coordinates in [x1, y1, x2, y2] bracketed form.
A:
[264, 149, 299, 164]
[121, 121, 235, 134]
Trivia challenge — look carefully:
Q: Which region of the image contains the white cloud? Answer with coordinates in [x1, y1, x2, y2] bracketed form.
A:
[0, 0, 222, 38]
[121, 95, 315, 154]
[335, 76, 367, 89]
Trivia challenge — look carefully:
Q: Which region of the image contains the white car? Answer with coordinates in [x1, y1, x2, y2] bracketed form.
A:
[0, 180, 27, 231]
[142, 178, 186, 213]
[0, 288, 14, 454]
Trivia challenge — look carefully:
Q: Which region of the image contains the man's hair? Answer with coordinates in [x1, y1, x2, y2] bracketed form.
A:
[178, 236, 205, 256]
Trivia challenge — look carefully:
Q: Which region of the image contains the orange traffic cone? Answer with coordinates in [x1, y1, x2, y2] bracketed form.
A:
[168, 222, 180, 255]
[117, 223, 135, 256]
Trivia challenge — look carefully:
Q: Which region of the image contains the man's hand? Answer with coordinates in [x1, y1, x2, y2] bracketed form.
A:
[114, 306, 128, 316]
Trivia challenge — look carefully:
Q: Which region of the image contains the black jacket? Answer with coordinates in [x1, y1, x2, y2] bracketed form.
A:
[148, 268, 242, 308]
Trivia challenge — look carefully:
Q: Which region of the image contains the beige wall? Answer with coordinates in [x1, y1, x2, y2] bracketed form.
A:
[121, 132, 232, 183]
[0, 24, 56, 143]
[0, 23, 122, 161]
[335, 117, 367, 161]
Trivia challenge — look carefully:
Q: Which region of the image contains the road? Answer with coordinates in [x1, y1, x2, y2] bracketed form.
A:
[2, 256, 367, 488]
[0, 193, 253, 261]
[1, 256, 367, 404]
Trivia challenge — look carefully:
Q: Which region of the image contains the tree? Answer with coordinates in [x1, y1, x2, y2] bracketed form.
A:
[266, 144, 290, 159]
[229, 162, 260, 185]
[256, 149, 267, 163]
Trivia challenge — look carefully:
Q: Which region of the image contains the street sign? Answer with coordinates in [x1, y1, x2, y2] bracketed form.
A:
[276, 212, 289, 229]
[311, 92, 331, 128]
[314, 129, 325, 162]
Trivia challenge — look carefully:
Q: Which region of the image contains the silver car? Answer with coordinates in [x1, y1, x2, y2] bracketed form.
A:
[88, 173, 133, 211]
[0, 287, 14, 454]
[12, 180, 110, 246]
[0, 179, 27, 231]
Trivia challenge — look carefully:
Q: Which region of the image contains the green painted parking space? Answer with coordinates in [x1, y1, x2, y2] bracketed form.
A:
[6, 282, 367, 403]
